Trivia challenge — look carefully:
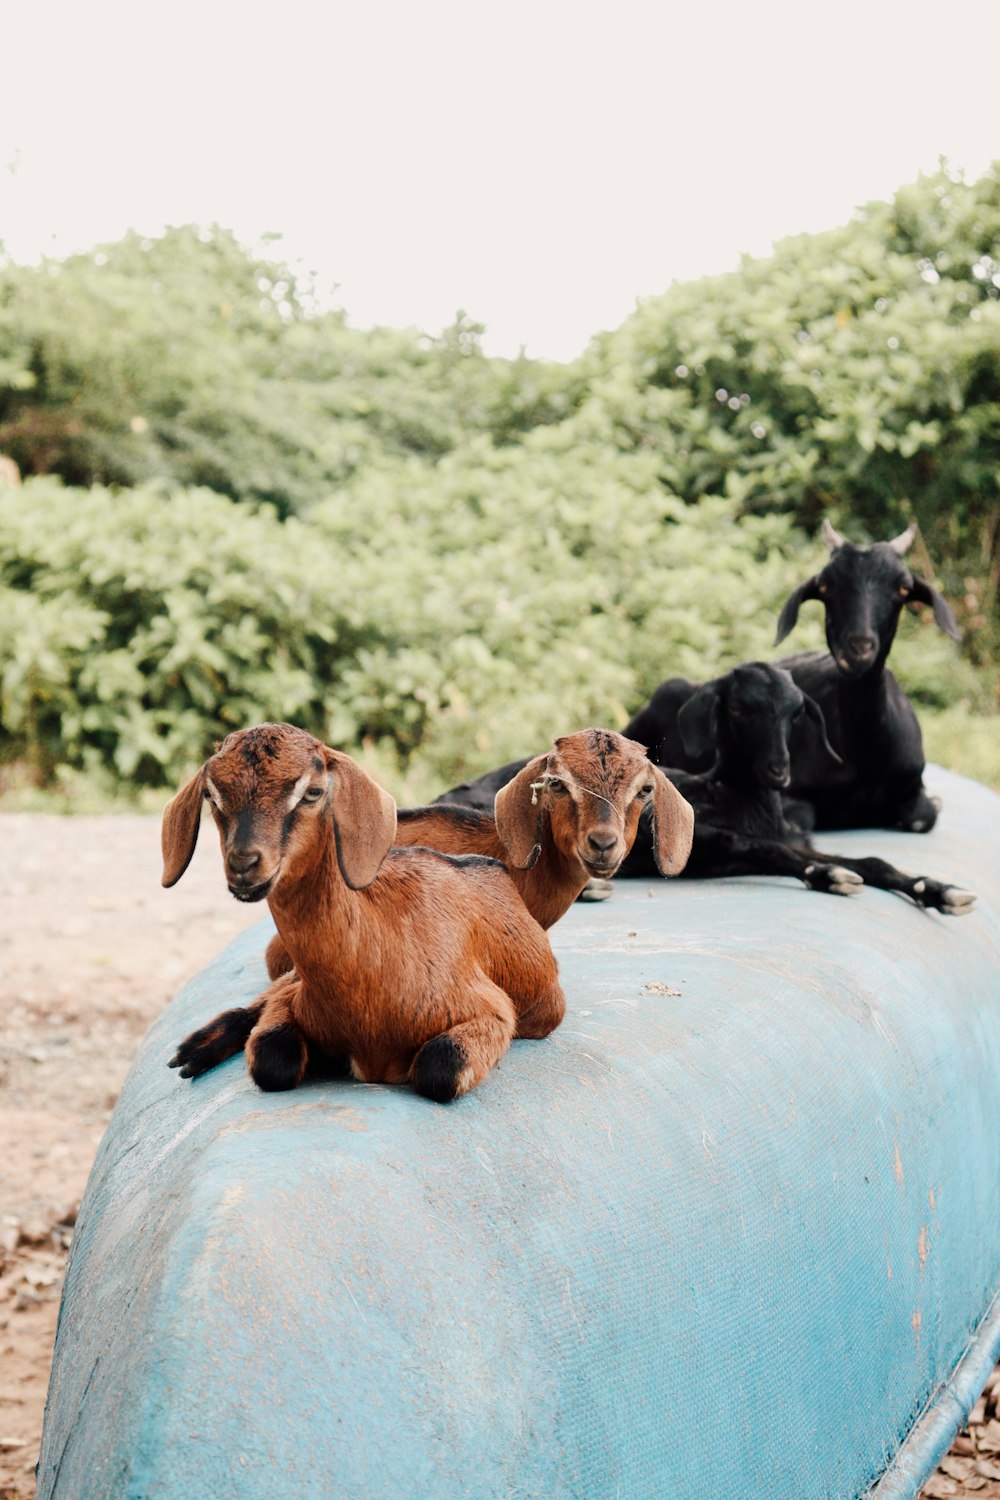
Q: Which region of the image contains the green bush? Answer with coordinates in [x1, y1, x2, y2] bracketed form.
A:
[1, 165, 999, 804]
[2, 468, 992, 800]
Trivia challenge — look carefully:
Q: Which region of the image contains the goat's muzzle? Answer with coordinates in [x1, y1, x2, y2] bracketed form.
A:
[836, 634, 879, 676]
[228, 875, 275, 903]
[225, 845, 276, 901]
[581, 831, 625, 877]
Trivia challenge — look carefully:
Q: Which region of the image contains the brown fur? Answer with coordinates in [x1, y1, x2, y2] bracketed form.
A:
[264, 728, 694, 978]
[163, 724, 565, 1102]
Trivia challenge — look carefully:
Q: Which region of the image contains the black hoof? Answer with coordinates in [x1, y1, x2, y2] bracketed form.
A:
[251, 1024, 307, 1092]
[412, 1035, 466, 1103]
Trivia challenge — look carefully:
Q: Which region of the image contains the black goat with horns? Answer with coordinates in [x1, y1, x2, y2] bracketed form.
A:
[625, 520, 961, 834]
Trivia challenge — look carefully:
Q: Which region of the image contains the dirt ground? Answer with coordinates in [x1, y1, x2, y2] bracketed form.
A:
[0, 812, 996, 1500]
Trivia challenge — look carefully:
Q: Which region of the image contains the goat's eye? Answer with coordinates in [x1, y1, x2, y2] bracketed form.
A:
[640, 783, 655, 798]
[729, 707, 743, 718]
[303, 786, 325, 802]
[817, 582, 829, 595]
[548, 777, 568, 795]
[897, 584, 910, 598]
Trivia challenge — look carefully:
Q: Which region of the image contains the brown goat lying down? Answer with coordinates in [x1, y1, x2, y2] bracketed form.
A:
[263, 727, 695, 978]
[163, 725, 690, 1102]
[162, 724, 576, 1102]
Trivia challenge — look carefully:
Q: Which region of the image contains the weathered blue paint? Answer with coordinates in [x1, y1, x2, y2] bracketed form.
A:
[38, 768, 1000, 1500]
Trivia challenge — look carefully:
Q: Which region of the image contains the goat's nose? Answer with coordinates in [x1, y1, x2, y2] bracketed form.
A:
[847, 633, 877, 659]
[228, 849, 262, 876]
[587, 829, 619, 855]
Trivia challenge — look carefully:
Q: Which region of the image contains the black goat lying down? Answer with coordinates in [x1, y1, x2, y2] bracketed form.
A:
[627, 520, 961, 835]
[618, 664, 974, 915]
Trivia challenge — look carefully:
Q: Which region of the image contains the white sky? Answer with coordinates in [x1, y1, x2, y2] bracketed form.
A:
[1, 0, 998, 360]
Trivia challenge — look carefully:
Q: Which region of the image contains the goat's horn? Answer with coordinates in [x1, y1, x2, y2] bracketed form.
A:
[821, 518, 846, 551]
[888, 521, 917, 556]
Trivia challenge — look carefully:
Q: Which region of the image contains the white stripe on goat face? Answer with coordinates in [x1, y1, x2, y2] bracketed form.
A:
[205, 777, 225, 812]
[288, 773, 311, 810]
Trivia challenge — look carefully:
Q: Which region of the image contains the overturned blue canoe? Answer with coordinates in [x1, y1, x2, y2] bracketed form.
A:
[39, 768, 1000, 1500]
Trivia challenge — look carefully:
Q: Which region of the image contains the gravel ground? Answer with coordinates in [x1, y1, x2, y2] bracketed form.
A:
[0, 811, 994, 1499]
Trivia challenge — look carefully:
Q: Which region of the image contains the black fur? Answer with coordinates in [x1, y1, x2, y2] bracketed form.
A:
[250, 1023, 307, 1092]
[397, 804, 493, 836]
[435, 758, 532, 813]
[168, 1006, 258, 1078]
[411, 1034, 467, 1103]
[616, 534, 962, 834]
[387, 845, 505, 874]
[618, 664, 972, 913]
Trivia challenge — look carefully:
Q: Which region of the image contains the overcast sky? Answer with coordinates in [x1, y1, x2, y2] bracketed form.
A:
[2, 0, 997, 360]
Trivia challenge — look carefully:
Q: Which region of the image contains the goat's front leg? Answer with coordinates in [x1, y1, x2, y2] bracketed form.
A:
[808, 852, 975, 915]
[246, 975, 309, 1092]
[265, 931, 295, 979]
[410, 984, 516, 1103]
[169, 999, 266, 1079]
[688, 829, 863, 897]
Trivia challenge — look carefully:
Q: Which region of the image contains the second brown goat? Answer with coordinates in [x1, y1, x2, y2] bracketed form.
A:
[162, 723, 572, 1103]
[264, 726, 694, 978]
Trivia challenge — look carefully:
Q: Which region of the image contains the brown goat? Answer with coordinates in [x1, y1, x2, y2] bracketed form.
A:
[162, 724, 567, 1103]
[263, 727, 694, 979]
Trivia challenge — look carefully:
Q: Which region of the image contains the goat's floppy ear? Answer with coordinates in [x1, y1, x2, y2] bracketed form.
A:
[801, 695, 843, 767]
[326, 750, 397, 890]
[677, 680, 721, 761]
[648, 766, 695, 876]
[161, 767, 207, 888]
[774, 577, 820, 645]
[494, 755, 548, 870]
[907, 573, 962, 641]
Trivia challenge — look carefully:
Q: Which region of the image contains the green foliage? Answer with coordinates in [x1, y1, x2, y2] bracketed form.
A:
[584, 163, 1000, 663]
[0, 231, 572, 515]
[1, 166, 999, 804]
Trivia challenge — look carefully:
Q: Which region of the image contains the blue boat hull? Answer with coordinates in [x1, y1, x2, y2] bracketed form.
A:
[38, 768, 1000, 1499]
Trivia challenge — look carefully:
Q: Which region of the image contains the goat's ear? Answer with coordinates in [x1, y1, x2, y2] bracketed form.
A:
[326, 750, 397, 890]
[907, 573, 962, 641]
[161, 768, 207, 888]
[677, 680, 721, 761]
[648, 767, 695, 876]
[774, 577, 820, 645]
[493, 755, 547, 870]
[801, 695, 843, 767]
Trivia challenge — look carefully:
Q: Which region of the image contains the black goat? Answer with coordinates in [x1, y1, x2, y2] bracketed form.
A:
[623, 521, 961, 834]
[617, 663, 975, 915]
[774, 519, 960, 832]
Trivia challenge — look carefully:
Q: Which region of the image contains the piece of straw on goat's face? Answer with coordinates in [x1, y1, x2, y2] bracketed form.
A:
[541, 732, 664, 878]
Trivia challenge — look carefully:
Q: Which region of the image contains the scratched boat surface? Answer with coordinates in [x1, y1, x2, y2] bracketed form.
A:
[38, 768, 1000, 1500]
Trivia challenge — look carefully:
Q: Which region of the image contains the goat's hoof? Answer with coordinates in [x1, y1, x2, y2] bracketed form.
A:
[577, 877, 615, 903]
[942, 888, 976, 915]
[805, 863, 863, 897]
[412, 1034, 469, 1103]
[908, 876, 978, 915]
[249, 1024, 307, 1092]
